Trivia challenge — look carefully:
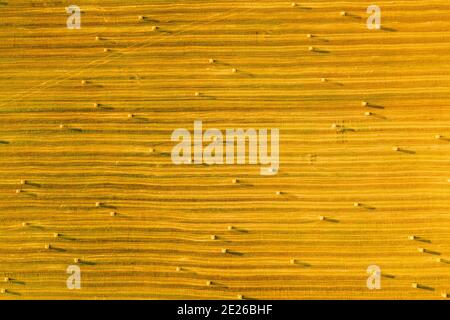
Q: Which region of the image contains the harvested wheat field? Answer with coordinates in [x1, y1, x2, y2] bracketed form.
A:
[0, 0, 449, 300]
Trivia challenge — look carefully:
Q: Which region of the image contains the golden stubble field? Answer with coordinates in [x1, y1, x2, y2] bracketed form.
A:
[0, 0, 449, 299]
